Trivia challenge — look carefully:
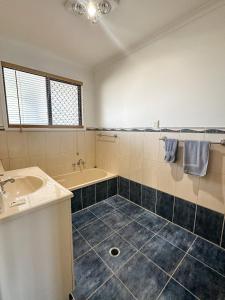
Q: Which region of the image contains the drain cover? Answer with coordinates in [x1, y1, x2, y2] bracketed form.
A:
[109, 247, 120, 257]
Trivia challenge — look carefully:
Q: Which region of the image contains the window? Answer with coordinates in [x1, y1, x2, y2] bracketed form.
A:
[1, 62, 83, 128]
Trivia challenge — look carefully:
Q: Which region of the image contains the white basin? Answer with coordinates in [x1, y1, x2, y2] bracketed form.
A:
[4, 176, 44, 197]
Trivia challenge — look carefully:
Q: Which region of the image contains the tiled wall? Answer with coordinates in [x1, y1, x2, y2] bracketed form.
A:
[0, 130, 96, 176]
[71, 177, 118, 213]
[95, 129, 225, 216]
[118, 176, 225, 247]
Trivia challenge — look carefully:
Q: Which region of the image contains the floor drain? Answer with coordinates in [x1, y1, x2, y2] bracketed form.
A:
[109, 247, 120, 257]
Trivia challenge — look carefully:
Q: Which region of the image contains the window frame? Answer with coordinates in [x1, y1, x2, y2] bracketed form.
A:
[1, 61, 83, 129]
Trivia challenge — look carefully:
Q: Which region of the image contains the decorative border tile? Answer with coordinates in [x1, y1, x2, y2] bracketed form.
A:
[87, 127, 225, 134]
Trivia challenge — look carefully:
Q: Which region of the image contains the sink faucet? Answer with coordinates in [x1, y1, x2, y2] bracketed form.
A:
[77, 159, 85, 171]
[0, 177, 15, 194]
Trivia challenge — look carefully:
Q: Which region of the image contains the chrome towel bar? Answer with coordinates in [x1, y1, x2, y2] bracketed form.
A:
[160, 136, 225, 145]
[97, 133, 118, 138]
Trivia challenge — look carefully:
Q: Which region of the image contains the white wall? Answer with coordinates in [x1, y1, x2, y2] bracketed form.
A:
[94, 5, 225, 128]
[0, 38, 96, 127]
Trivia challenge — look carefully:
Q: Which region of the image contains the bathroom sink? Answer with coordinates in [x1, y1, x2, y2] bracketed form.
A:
[4, 176, 44, 197]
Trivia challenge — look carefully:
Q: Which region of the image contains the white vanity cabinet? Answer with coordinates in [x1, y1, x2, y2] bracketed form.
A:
[0, 167, 74, 300]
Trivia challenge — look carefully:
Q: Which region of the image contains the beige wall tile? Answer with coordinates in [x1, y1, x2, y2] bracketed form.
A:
[7, 132, 28, 158]
[204, 133, 225, 175]
[143, 132, 160, 161]
[46, 154, 74, 176]
[174, 165, 199, 203]
[118, 156, 130, 179]
[85, 131, 96, 168]
[9, 158, 29, 170]
[60, 131, 74, 155]
[28, 156, 47, 172]
[142, 159, 158, 189]
[45, 132, 61, 158]
[198, 172, 225, 214]
[156, 162, 177, 195]
[0, 132, 9, 159]
[1, 158, 10, 171]
[27, 132, 46, 157]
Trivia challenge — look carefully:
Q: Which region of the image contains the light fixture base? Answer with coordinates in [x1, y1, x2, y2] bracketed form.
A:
[65, 0, 119, 23]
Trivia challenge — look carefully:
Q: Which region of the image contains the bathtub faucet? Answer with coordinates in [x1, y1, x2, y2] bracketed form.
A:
[77, 159, 85, 171]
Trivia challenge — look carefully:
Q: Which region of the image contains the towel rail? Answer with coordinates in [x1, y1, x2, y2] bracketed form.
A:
[97, 133, 118, 138]
[160, 136, 225, 145]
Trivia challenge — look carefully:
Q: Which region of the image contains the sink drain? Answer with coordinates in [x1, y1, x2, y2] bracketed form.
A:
[109, 247, 120, 257]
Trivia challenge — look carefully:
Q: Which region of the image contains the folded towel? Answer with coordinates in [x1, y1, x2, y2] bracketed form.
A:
[164, 139, 178, 163]
[184, 140, 209, 176]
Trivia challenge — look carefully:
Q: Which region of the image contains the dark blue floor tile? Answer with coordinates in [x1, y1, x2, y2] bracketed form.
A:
[73, 230, 91, 260]
[117, 252, 169, 300]
[89, 276, 135, 300]
[141, 185, 156, 213]
[118, 202, 145, 219]
[158, 222, 196, 252]
[94, 233, 137, 272]
[71, 189, 82, 213]
[173, 255, 225, 299]
[158, 279, 197, 300]
[141, 235, 185, 275]
[129, 180, 142, 205]
[156, 191, 174, 221]
[79, 219, 113, 247]
[82, 184, 96, 208]
[194, 205, 224, 245]
[119, 177, 130, 199]
[96, 181, 108, 202]
[89, 201, 115, 218]
[173, 197, 196, 232]
[189, 237, 225, 276]
[72, 209, 97, 229]
[101, 211, 132, 231]
[108, 177, 118, 197]
[105, 195, 129, 208]
[137, 211, 168, 233]
[118, 221, 154, 249]
[73, 250, 112, 299]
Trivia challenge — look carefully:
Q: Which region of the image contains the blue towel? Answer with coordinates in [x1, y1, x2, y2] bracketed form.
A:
[164, 139, 178, 163]
[184, 140, 209, 176]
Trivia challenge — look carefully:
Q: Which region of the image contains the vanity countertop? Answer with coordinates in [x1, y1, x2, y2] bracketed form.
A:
[0, 167, 73, 223]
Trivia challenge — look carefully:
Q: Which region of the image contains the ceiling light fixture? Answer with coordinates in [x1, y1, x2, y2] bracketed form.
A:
[65, 0, 119, 23]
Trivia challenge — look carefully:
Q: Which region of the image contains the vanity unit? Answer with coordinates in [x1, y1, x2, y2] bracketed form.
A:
[0, 167, 74, 300]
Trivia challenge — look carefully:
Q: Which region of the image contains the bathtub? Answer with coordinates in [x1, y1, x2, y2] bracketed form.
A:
[54, 168, 117, 191]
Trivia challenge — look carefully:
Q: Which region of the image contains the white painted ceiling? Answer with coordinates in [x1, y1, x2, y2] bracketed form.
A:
[0, 0, 213, 67]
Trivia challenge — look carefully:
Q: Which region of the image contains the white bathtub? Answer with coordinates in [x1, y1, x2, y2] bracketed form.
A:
[54, 168, 117, 191]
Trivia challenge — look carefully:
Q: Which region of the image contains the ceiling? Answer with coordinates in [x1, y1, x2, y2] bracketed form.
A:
[0, 0, 215, 67]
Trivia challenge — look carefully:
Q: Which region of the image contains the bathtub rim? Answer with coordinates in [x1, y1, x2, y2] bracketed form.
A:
[53, 168, 118, 191]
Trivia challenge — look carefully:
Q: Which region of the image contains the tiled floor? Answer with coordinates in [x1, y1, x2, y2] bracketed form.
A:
[71, 195, 225, 300]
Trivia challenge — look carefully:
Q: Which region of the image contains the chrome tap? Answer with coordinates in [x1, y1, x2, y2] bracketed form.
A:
[0, 176, 15, 194]
[77, 159, 85, 171]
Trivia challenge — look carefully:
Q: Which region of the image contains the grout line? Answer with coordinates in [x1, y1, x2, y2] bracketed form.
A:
[74, 205, 218, 300]
[116, 195, 225, 251]
[80, 188, 83, 210]
[220, 215, 225, 247]
[193, 203, 198, 234]
[86, 275, 114, 299]
[155, 189, 158, 213]
[76, 228, 138, 300]
[76, 194, 225, 251]
[74, 195, 225, 278]
[172, 196, 176, 223]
